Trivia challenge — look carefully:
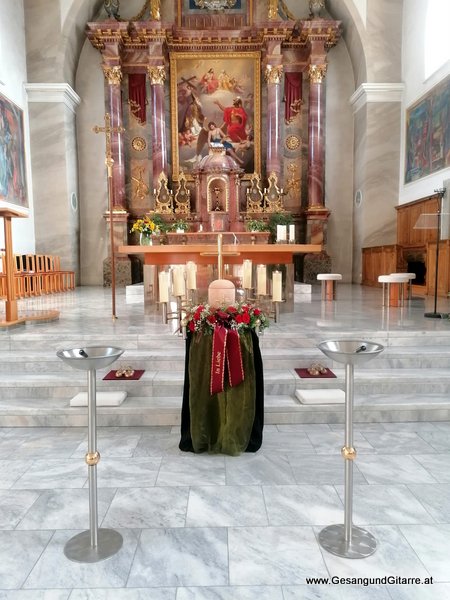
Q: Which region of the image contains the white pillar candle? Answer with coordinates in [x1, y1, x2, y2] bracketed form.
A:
[186, 261, 197, 290]
[289, 224, 295, 242]
[172, 266, 185, 297]
[242, 259, 252, 289]
[257, 264, 267, 296]
[158, 270, 169, 303]
[272, 270, 282, 302]
[276, 224, 287, 242]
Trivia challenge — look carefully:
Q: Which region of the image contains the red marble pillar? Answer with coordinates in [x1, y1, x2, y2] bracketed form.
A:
[147, 65, 168, 182]
[265, 64, 283, 178]
[102, 63, 126, 210]
[307, 63, 327, 209]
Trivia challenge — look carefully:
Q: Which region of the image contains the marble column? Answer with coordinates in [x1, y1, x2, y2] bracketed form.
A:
[102, 63, 126, 210]
[265, 64, 283, 178]
[307, 63, 327, 209]
[147, 65, 168, 182]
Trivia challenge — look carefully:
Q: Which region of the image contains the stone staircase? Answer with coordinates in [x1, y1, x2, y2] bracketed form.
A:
[2, 324, 450, 427]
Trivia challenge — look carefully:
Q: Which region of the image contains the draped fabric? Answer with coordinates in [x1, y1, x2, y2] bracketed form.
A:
[179, 330, 264, 456]
[285, 72, 302, 123]
[128, 73, 147, 124]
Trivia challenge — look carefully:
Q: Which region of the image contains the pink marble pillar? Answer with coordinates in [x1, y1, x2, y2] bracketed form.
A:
[265, 64, 283, 177]
[102, 62, 126, 209]
[307, 64, 327, 208]
[147, 65, 167, 182]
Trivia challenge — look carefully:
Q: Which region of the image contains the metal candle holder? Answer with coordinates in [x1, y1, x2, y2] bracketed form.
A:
[317, 339, 384, 559]
[56, 346, 125, 563]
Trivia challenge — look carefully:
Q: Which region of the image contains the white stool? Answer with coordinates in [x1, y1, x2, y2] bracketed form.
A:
[378, 274, 410, 307]
[317, 273, 342, 300]
[391, 272, 416, 299]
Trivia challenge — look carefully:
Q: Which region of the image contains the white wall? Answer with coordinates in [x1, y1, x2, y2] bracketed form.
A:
[399, 0, 450, 204]
[0, 0, 35, 254]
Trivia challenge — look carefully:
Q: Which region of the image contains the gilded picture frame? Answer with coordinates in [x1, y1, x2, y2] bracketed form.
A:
[0, 92, 29, 214]
[170, 51, 261, 180]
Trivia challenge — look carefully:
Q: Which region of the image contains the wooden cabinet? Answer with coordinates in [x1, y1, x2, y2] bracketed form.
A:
[362, 245, 403, 287]
[426, 241, 450, 297]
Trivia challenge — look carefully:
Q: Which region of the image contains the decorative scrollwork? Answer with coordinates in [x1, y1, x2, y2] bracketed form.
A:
[264, 172, 285, 213]
[246, 172, 264, 213]
[174, 171, 191, 215]
[131, 166, 150, 202]
[154, 172, 174, 214]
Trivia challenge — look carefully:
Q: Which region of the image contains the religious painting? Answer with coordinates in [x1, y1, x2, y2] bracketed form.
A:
[405, 75, 450, 183]
[170, 52, 260, 180]
[0, 92, 28, 214]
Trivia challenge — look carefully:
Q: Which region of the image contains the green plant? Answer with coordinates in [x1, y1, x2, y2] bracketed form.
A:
[150, 214, 169, 234]
[172, 219, 190, 232]
[246, 219, 269, 232]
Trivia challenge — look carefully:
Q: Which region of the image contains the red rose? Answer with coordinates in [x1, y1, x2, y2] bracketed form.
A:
[188, 321, 195, 332]
[227, 306, 238, 314]
[242, 312, 251, 324]
[235, 314, 243, 323]
[254, 308, 261, 316]
[207, 315, 216, 323]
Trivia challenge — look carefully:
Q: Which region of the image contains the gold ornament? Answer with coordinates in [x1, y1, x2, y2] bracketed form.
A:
[131, 137, 147, 152]
[265, 64, 284, 85]
[341, 446, 357, 460]
[285, 135, 301, 151]
[309, 64, 327, 84]
[147, 65, 166, 85]
[85, 451, 101, 466]
[102, 65, 123, 85]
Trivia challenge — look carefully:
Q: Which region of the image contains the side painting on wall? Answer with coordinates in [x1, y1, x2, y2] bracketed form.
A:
[0, 92, 28, 213]
[405, 75, 450, 183]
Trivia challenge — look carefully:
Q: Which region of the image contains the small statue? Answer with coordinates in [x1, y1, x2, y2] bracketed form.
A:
[309, 0, 325, 18]
[104, 0, 120, 19]
[213, 187, 222, 211]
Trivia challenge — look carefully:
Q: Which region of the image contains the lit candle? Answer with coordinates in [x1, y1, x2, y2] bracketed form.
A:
[272, 270, 282, 302]
[242, 259, 252, 289]
[186, 261, 197, 290]
[257, 264, 266, 296]
[276, 225, 287, 242]
[289, 224, 295, 242]
[172, 266, 185, 297]
[158, 271, 169, 303]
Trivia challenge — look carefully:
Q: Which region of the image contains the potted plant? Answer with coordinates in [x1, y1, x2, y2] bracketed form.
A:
[172, 219, 190, 233]
[246, 218, 269, 232]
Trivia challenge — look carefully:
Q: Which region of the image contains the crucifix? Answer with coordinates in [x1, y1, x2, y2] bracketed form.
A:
[93, 112, 125, 320]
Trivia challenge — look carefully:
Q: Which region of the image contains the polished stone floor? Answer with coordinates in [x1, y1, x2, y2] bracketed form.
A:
[1, 285, 450, 598]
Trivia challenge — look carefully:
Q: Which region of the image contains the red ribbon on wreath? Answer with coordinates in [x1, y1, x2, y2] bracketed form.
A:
[210, 326, 245, 395]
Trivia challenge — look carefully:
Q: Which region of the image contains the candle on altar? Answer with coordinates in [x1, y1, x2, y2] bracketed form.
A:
[186, 261, 197, 290]
[272, 270, 282, 302]
[257, 264, 266, 296]
[289, 224, 295, 242]
[158, 271, 169, 303]
[276, 225, 287, 242]
[242, 259, 252, 289]
[172, 266, 185, 297]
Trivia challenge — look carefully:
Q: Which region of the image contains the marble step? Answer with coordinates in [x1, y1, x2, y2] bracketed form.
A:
[1, 367, 450, 400]
[0, 393, 449, 427]
[2, 345, 450, 373]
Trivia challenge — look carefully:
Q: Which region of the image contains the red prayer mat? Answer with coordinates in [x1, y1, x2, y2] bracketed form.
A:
[295, 368, 336, 379]
[103, 370, 145, 381]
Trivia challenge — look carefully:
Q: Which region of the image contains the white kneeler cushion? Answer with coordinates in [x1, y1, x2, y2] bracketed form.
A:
[70, 391, 127, 407]
[295, 389, 345, 405]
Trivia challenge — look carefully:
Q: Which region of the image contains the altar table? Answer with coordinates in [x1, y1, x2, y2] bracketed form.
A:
[179, 330, 264, 456]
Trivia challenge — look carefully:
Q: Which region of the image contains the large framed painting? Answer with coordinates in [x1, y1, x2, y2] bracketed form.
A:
[405, 75, 450, 183]
[170, 52, 261, 180]
[0, 92, 29, 214]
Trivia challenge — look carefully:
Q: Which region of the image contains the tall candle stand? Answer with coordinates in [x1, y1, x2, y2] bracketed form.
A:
[56, 346, 124, 562]
[317, 339, 384, 559]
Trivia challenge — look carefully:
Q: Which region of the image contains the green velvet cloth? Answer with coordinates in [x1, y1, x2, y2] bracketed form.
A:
[188, 331, 256, 456]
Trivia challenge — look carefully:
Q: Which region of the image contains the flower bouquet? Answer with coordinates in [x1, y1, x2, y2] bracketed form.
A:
[183, 302, 269, 335]
[130, 216, 159, 245]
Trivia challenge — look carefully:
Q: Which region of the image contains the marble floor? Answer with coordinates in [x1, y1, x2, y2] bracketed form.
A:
[1, 285, 450, 598]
